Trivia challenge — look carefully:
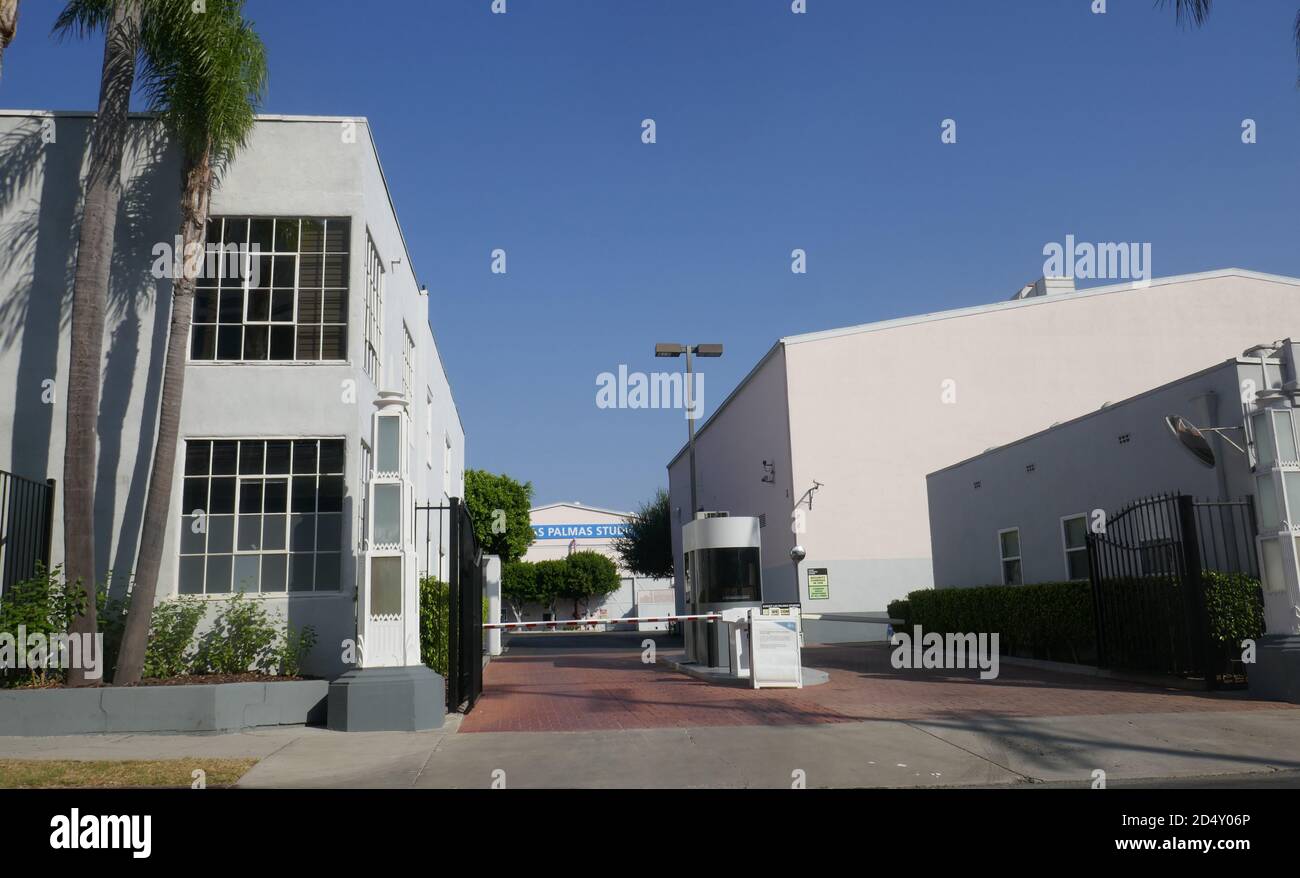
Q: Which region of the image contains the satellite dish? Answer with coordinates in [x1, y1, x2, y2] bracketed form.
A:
[1165, 415, 1216, 468]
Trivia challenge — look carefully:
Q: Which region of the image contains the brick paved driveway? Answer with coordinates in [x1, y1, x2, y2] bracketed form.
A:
[459, 631, 1294, 733]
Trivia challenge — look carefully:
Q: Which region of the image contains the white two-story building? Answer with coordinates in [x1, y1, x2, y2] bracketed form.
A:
[0, 111, 465, 677]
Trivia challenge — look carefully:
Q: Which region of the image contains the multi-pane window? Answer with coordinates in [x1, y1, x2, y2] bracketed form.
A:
[364, 234, 384, 383]
[998, 528, 1021, 585]
[1061, 515, 1088, 580]
[192, 217, 350, 362]
[179, 438, 345, 594]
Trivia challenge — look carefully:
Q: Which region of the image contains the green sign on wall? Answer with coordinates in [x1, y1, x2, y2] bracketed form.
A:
[807, 568, 829, 600]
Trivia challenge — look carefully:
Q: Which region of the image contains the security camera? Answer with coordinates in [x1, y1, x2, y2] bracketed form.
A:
[790, 545, 806, 563]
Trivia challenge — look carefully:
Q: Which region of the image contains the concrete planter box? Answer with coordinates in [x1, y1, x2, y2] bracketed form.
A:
[0, 680, 329, 736]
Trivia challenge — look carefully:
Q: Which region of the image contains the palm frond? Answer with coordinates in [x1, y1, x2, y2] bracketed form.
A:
[56, 0, 267, 164]
[1156, 0, 1212, 27]
[135, 0, 267, 164]
[52, 0, 116, 42]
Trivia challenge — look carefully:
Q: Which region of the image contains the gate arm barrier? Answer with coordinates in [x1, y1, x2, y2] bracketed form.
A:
[484, 613, 722, 630]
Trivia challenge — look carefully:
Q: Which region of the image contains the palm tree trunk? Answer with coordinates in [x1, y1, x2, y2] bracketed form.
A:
[0, 0, 18, 82]
[114, 143, 211, 686]
[63, 0, 141, 687]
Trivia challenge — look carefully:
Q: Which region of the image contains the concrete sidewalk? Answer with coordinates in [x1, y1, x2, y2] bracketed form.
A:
[3, 709, 1299, 788]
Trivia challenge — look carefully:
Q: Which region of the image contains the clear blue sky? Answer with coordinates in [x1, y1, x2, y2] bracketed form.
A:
[4, 0, 1299, 512]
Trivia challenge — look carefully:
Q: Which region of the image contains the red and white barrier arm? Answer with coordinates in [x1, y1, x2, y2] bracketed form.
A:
[483, 613, 721, 630]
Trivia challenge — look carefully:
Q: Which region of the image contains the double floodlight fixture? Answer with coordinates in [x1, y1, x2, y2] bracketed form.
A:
[655, 343, 724, 358]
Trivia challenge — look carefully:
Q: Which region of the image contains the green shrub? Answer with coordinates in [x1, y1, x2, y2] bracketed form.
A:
[886, 599, 911, 629]
[1203, 571, 1265, 644]
[903, 581, 1095, 663]
[419, 577, 450, 676]
[192, 593, 280, 675]
[902, 571, 1265, 668]
[0, 565, 85, 687]
[142, 598, 205, 678]
[276, 624, 318, 677]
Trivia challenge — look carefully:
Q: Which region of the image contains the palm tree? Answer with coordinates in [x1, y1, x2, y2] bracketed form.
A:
[0, 1, 19, 81]
[53, 0, 143, 686]
[53, 0, 253, 685]
[113, 0, 266, 685]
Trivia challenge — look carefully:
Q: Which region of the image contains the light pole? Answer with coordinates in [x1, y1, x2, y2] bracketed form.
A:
[655, 342, 723, 516]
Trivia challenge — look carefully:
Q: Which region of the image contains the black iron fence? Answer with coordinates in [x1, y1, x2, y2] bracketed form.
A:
[1086, 493, 1261, 688]
[414, 497, 484, 713]
[0, 470, 54, 597]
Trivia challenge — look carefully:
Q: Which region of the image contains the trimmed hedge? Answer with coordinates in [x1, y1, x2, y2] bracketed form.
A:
[1203, 571, 1265, 645]
[901, 581, 1095, 663]
[896, 572, 1264, 667]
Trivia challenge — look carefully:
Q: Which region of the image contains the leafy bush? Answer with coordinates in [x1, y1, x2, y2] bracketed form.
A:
[886, 599, 911, 629]
[903, 581, 1095, 663]
[902, 571, 1265, 668]
[192, 593, 281, 675]
[276, 624, 319, 677]
[1203, 571, 1265, 644]
[0, 565, 87, 687]
[419, 577, 450, 676]
[142, 598, 205, 679]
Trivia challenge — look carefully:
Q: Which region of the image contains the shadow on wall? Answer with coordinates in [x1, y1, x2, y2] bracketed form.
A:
[0, 121, 86, 489]
[96, 126, 178, 599]
[0, 119, 177, 600]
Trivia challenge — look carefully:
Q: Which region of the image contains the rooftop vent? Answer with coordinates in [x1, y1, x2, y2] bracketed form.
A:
[1010, 275, 1076, 301]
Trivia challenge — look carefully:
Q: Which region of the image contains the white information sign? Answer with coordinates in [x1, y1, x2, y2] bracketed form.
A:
[749, 611, 803, 689]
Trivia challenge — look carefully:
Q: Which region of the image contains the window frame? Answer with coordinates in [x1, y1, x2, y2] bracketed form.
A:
[189, 216, 351, 366]
[1060, 513, 1089, 581]
[998, 526, 1022, 586]
[402, 322, 415, 402]
[363, 232, 384, 384]
[177, 437, 347, 598]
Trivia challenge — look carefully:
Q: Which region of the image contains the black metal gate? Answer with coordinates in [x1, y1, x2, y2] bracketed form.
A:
[415, 497, 484, 713]
[0, 471, 55, 597]
[1086, 493, 1259, 687]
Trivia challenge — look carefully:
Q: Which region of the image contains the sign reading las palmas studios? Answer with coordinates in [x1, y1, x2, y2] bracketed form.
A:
[531, 523, 629, 540]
